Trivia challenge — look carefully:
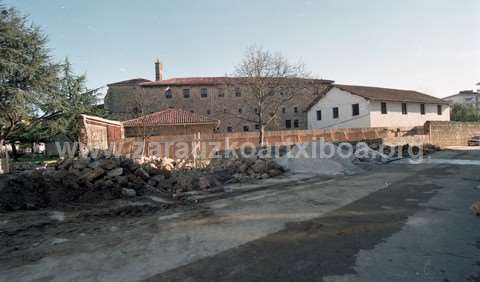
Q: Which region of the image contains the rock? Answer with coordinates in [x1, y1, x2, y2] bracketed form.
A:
[471, 201, 480, 216]
[251, 159, 267, 174]
[151, 174, 165, 183]
[127, 173, 145, 185]
[88, 161, 101, 169]
[51, 170, 68, 182]
[198, 176, 215, 190]
[107, 168, 123, 177]
[122, 188, 136, 197]
[57, 158, 73, 170]
[115, 175, 129, 186]
[267, 168, 283, 177]
[176, 174, 198, 192]
[135, 167, 150, 179]
[99, 159, 117, 170]
[81, 167, 106, 182]
[73, 158, 90, 170]
[238, 163, 249, 174]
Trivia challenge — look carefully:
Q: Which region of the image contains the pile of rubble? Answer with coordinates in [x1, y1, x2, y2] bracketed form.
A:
[208, 157, 285, 180]
[354, 143, 440, 164]
[0, 154, 285, 212]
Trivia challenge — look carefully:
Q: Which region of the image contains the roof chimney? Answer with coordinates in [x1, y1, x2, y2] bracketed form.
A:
[155, 59, 163, 81]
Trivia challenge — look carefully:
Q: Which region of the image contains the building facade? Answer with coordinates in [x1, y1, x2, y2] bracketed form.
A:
[443, 90, 479, 109]
[307, 85, 450, 129]
[104, 64, 333, 133]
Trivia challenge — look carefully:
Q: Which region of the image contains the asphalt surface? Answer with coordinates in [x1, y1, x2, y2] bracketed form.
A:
[147, 150, 480, 282]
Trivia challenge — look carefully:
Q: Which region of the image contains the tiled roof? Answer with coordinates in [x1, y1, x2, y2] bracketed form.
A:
[307, 84, 448, 110]
[334, 84, 449, 105]
[140, 76, 334, 87]
[122, 109, 219, 127]
[107, 78, 151, 87]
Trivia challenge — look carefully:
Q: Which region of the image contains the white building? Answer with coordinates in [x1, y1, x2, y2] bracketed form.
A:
[307, 84, 450, 129]
[443, 90, 479, 109]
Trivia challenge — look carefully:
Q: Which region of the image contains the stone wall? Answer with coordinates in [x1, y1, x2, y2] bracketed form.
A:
[426, 121, 480, 147]
[113, 127, 402, 159]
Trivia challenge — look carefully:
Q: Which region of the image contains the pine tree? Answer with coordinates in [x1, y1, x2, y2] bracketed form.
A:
[0, 4, 58, 147]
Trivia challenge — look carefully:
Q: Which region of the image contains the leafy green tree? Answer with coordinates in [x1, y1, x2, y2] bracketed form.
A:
[450, 104, 480, 122]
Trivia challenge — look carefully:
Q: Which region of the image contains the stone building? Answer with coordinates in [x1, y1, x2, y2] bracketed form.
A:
[104, 61, 333, 133]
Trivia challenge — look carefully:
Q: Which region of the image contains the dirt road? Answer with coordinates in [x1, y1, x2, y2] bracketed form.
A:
[1, 150, 479, 281]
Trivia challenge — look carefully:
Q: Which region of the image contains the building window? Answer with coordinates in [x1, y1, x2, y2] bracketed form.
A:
[164, 88, 172, 99]
[223, 108, 227, 113]
[200, 88, 208, 98]
[402, 103, 408, 115]
[420, 104, 426, 115]
[218, 89, 224, 97]
[207, 110, 211, 115]
[316, 110, 322, 121]
[227, 126, 233, 132]
[238, 108, 243, 114]
[183, 88, 190, 98]
[352, 104, 360, 116]
[255, 124, 260, 130]
[190, 110, 194, 113]
[285, 120, 292, 128]
[254, 108, 258, 114]
[294, 107, 298, 113]
[282, 107, 286, 114]
[437, 105, 442, 115]
[243, 126, 249, 132]
[333, 107, 339, 119]
[293, 120, 299, 128]
[381, 102, 388, 114]
[235, 88, 241, 97]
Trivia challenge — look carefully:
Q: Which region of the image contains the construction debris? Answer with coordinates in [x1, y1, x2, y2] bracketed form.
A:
[0, 154, 285, 212]
[354, 143, 440, 164]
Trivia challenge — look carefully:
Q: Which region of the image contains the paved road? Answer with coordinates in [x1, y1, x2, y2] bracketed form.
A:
[1, 150, 479, 282]
[147, 150, 480, 282]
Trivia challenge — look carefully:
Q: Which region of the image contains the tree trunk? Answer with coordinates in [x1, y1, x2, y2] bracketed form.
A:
[11, 142, 18, 161]
[259, 125, 265, 145]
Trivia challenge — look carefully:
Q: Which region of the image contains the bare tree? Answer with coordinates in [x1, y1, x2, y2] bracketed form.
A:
[227, 46, 310, 145]
[131, 87, 152, 158]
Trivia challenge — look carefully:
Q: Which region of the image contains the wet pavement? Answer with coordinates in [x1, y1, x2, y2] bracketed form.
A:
[1, 150, 479, 282]
[147, 150, 480, 282]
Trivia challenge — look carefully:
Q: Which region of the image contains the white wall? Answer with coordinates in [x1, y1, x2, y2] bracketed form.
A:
[307, 87, 370, 129]
[369, 101, 450, 128]
[307, 86, 451, 129]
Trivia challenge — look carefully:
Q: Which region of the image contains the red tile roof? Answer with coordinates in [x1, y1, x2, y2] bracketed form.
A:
[122, 109, 219, 127]
[107, 78, 151, 87]
[140, 76, 334, 87]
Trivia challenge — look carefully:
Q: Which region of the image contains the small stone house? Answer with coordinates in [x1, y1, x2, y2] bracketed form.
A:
[122, 109, 220, 138]
[307, 84, 450, 129]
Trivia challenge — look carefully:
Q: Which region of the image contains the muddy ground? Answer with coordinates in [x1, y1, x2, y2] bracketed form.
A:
[0, 150, 479, 281]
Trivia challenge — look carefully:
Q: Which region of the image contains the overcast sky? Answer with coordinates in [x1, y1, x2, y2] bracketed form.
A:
[7, 0, 480, 98]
